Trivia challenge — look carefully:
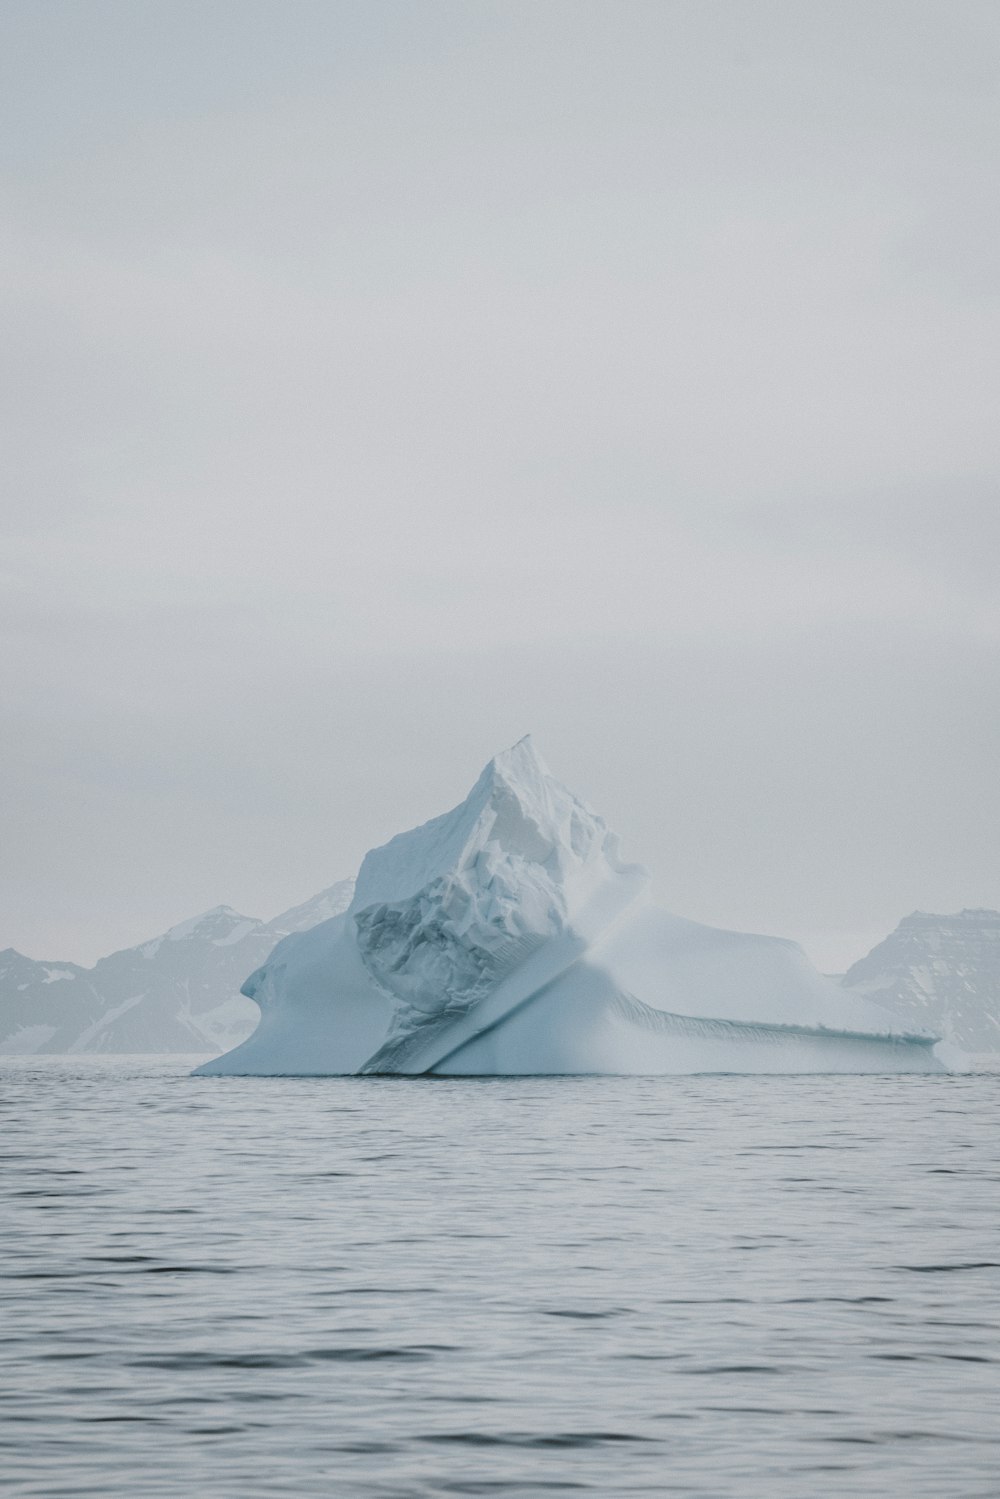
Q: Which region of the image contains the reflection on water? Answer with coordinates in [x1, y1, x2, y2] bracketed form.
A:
[1, 1058, 998, 1497]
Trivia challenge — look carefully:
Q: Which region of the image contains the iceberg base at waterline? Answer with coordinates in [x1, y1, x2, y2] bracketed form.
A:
[195, 740, 944, 1077]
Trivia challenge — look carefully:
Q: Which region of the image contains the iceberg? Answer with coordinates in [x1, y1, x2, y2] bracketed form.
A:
[195, 739, 944, 1076]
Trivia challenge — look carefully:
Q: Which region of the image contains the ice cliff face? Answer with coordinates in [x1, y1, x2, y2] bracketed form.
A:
[198, 740, 944, 1077]
[843, 910, 1000, 1058]
[350, 737, 646, 1067]
[0, 883, 354, 1055]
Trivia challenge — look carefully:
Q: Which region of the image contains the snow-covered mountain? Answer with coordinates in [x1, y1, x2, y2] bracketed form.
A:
[0, 882, 354, 1055]
[842, 910, 1000, 1058]
[199, 739, 942, 1077]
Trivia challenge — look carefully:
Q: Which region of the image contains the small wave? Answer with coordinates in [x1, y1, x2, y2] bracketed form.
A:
[130, 1345, 445, 1370]
[893, 1262, 1000, 1273]
[541, 1307, 631, 1319]
[423, 1431, 654, 1449]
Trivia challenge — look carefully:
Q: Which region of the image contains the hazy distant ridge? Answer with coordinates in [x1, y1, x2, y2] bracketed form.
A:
[842, 910, 1000, 1056]
[4, 894, 999, 1059]
[0, 882, 354, 1055]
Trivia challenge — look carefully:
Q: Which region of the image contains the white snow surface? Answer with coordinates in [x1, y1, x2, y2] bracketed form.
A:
[197, 739, 944, 1077]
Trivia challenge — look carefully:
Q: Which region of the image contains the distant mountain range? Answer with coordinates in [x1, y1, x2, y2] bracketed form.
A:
[0, 882, 353, 1055]
[841, 909, 1000, 1058]
[2, 895, 998, 1059]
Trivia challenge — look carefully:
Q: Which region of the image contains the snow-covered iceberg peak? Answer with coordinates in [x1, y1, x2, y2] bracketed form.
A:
[350, 736, 647, 1025]
[195, 739, 946, 1077]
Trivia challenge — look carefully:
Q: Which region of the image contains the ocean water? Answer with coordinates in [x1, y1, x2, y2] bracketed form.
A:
[1, 1059, 998, 1498]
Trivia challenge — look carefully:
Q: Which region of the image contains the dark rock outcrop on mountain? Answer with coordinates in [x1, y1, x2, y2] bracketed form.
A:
[0, 882, 353, 1054]
[843, 910, 1000, 1056]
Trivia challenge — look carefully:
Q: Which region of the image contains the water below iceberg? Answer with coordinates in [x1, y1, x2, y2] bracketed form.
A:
[3, 1056, 998, 1498]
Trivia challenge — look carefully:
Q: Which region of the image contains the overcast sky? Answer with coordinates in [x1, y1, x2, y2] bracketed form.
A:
[2, 0, 998, 970]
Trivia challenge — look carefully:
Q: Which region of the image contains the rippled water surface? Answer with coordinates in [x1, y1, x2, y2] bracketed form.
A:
[2, 1059, 998, 1497]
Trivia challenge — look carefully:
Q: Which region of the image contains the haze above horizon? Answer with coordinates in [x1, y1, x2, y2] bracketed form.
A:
[2, 0, 998, 971]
